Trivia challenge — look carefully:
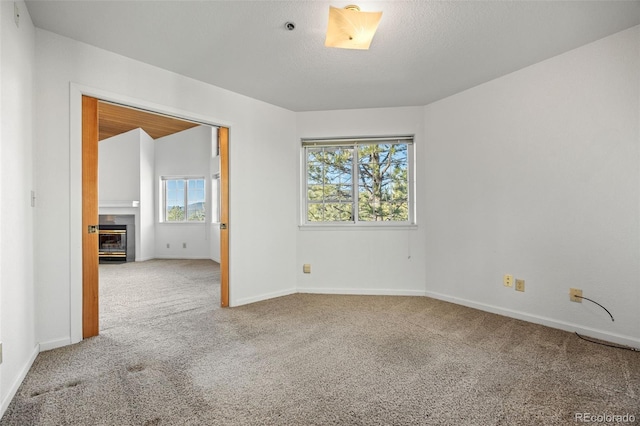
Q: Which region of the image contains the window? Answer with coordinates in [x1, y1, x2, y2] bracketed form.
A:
[162, 178, 205, 222]
[303, 136, 414, 225]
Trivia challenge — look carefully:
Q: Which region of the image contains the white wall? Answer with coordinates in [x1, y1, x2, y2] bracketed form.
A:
[0, 1, 3, 408]
[99, 129, 141, 202]
[0, 0, 38, 416]
[155, 125, 212, 259]
[423, 26, 640, 347]
[296, 107, 428, 296]
[98, 128, 155, 261]
[34, 29, 298, 347]
[210, 131, 221, 263]
[1, 1, 4, 411]
[139, 129, 155, 261]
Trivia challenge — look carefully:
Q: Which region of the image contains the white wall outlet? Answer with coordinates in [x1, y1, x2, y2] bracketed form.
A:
[303, 264, 311, 274]
[503, 274, 513, 287]
[515, 279, 525, 292]
[14, 3, 20, 28]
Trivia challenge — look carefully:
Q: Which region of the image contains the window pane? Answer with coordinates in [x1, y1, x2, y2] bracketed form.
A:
[358, 144, 409, 222]
[166, 179, 185, 221]
[307, 202, 353, 222]
[306, 147, 353, 222]
[187, 179, 205, 221]
[307, 184, 324, 201]
[163, 178, 207, 222]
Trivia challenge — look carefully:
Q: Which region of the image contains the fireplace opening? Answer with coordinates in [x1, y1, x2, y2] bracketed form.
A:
[98, 224, 127, 262]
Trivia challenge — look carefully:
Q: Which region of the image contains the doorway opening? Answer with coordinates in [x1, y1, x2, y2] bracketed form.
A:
[82, 96, 229, 338]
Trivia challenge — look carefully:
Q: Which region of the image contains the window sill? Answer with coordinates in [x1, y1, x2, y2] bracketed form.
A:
[158, 221, 207, 225]
[299, 224, 418, 231]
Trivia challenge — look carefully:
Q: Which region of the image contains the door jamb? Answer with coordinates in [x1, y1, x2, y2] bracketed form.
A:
[71, 83, 232, 343]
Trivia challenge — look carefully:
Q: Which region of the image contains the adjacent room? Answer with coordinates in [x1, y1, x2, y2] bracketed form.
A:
[1, 1, 639, 424]
[96, 102, 223, 335]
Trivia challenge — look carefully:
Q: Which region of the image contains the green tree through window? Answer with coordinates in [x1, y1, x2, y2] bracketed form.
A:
[304, 137, 413, 224]
[358, 143, 408, 221]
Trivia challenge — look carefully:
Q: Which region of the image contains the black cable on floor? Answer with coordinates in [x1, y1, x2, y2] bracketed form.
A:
[575, 332, 639, 352]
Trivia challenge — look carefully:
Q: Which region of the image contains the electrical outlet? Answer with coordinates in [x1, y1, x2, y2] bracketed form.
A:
[503, 274, 514, 287]
[183, 243, 187, 248]
[303, 264, 311, 274]
[515, 279, 525, 292]
[569, 288, 583, 303]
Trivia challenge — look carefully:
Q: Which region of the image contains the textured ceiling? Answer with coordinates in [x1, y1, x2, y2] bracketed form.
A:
[25, 1, 640, 112]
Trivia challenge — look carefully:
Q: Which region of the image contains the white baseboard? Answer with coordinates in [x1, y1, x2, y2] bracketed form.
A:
[425, 291, 640, 350]
[298, 287, 427, 297]
[1, 344, 39, 418]
[152, 255, 212, 260]
[39, 337, 72, 352]
[233, 288, 297, 307]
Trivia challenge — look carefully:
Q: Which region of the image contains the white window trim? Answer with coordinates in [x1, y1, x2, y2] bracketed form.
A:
[300, 135, 416, 228]
[211, 173, 221, 224]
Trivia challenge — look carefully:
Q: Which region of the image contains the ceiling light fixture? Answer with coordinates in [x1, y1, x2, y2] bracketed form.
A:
[325, 4, 382, 50]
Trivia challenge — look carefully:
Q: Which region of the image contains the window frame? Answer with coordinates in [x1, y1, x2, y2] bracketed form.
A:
[161, 176, 206, 223]
[211, 173, 221, 224]
[301, 135, 415, 228]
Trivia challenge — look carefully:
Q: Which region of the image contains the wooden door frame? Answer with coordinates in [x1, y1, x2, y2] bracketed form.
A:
[82, 96, 100, 338]
[219, 127, 230, 307]
[79, 91, 230, 339]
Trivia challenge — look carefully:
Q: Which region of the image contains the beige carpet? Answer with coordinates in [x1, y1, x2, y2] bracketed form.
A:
[1, 259, 638, 425]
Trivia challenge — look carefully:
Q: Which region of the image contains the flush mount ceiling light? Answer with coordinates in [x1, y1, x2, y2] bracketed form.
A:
[325, 5, 383, 50]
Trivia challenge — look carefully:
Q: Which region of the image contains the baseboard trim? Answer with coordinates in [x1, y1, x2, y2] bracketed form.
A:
[153, 255, 212, 260]
[1, 344, 39, 418]
[233, 288, 297, 307]
[39, 337, 72, 352]
[425, 291, 640, 350]
[298, 287, 427, 297]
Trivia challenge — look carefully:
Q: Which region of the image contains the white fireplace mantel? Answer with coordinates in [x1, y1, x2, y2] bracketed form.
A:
[98, 200, 140, 208]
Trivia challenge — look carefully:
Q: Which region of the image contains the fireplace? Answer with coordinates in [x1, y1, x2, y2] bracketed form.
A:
[98, 224, 127, 262]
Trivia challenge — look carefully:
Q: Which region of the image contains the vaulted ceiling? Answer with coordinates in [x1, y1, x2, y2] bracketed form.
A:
[25, 1, 640, 112]
[98, 102, 200, 141]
